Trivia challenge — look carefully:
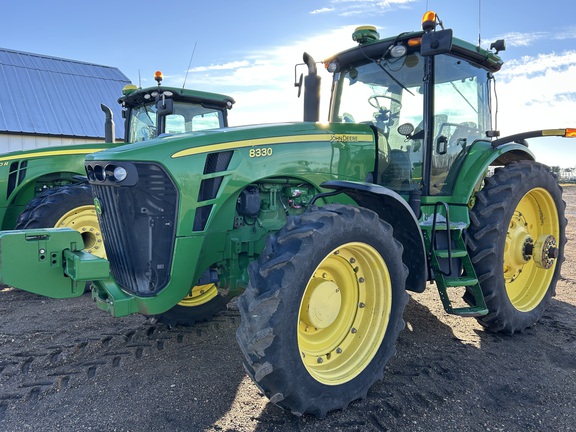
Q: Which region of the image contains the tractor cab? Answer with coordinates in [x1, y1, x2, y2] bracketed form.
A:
[324, 12, 502, 197]
[118, 71, 235, 143]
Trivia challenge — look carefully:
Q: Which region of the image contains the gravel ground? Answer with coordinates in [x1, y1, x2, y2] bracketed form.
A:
[0, 186, 574, 432]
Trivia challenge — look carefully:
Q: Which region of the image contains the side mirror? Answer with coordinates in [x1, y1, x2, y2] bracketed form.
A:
[421, 29, 453, 56]
[436, 135, 448, 155]
[295, 73, 303, 98]
[156, 96, 174, 116]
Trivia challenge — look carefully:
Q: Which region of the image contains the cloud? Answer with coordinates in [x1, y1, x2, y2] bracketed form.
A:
[496, 51, 576, 147]
[491, 31, 547, 47]
[487, 27, 576, 48]
[166, 25, 358, 92]
[175, 26, 363, 124]
[188, 61, 250, 72]
[310, 7, 334, 14]
[499, 50, 576, 79]
[553, 27, 576, 40]
[311, 0, 417, 17]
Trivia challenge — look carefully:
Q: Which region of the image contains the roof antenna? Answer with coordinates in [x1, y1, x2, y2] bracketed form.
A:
[138, 69, 141, 88]
[478, 0, 482, 47]
[182, 41, 198, 91]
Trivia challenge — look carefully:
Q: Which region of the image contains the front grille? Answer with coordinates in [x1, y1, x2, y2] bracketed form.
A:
[90, 162, 178, 295]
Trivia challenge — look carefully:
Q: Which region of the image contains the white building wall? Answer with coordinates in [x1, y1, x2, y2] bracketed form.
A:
[0, 134, 105, 152]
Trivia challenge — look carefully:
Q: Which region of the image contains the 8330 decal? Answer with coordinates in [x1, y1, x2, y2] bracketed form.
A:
[249, 147, 273, 158]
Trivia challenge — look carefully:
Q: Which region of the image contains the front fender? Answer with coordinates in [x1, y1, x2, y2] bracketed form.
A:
[318, 180, 427, 293]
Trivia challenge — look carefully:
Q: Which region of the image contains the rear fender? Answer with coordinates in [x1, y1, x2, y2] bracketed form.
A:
[450, 141, 535, 202]
[317, 180, 427, 293]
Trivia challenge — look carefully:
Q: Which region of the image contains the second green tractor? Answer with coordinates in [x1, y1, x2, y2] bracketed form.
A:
[1, 75, 234, 260]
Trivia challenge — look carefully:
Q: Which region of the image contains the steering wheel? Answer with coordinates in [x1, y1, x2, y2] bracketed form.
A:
[368, 95, 402, 110]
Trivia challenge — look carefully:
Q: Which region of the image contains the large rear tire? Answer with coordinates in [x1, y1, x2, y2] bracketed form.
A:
[15, 184, 106, 258]
[466, 161, 566, 334]
[237, 204, 408, 417]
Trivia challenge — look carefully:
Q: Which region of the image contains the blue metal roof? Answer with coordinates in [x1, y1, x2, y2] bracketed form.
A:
[0, 48, 131, 140]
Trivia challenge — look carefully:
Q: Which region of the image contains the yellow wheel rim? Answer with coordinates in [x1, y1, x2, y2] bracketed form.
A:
[504, 188, 559, 312]
[56, 205, 106, 259]
[298, 242, 392, 385]
[178, 283, 218, 307]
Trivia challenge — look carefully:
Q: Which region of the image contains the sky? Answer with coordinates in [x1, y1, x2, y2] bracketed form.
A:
[2, 0, 576, 167]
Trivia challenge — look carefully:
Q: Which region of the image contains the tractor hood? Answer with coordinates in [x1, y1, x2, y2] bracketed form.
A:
[84, 121, 375, 167]
[0, 141, 117, 164]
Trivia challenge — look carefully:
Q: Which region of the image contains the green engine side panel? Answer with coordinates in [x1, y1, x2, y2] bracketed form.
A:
[81, 122, 379, 316]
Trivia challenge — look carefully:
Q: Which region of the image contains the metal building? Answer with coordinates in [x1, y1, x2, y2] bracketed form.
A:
[0, 48, 131, 152]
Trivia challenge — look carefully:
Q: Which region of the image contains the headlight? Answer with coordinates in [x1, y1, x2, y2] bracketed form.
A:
[390, 44, 407, 58]
[327, 61, 339, 73]
[85, 162, 139, 186]
[113, 166, 128, 182]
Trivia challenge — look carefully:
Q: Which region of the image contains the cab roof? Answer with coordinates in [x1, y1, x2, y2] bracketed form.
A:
[324, 29, 503, 73]
[118, 86, 236, 109]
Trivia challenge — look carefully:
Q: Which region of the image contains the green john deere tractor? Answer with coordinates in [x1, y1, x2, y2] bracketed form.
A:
[0, 11, 572, 417]
[1, 73, 234, 259]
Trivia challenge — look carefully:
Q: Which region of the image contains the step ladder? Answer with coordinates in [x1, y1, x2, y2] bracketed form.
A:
[423, 202, 488, 317]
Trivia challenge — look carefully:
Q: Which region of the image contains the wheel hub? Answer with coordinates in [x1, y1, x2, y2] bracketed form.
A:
[507, 212, 558, 272]
[506, 213, 533, 278]
[533, 235, 558, 269]
[302, 278, 341, 329]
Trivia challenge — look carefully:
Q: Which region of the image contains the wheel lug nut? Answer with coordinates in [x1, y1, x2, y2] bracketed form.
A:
[351, 327, 357, 334]
[349, 257, 356, 263]
[317, 357, 323, 363]
[359, 277, 365, 283]
[336, 348, 342, 354]
[359, 302, 365, 308]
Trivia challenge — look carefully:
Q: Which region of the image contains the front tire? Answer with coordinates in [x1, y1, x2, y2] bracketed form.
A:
[466, 161, 566, 334]
[237, 204, 408, 417]
[152, 283, 232, 326]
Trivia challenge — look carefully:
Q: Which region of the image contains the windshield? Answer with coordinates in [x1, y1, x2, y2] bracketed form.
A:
[330, 51, 491, 195]
[330, 53, 425, 193]
[128, 101, 225, 143]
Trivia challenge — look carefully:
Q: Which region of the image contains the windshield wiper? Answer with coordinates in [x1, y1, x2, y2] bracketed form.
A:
[450, 82, 477, 113]
[358, 45, 415, 97]
[375, 61, 415, 96]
